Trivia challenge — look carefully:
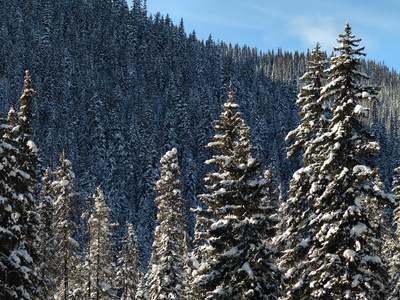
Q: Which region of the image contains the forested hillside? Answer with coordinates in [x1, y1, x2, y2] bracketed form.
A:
[1, 0, 400, 268]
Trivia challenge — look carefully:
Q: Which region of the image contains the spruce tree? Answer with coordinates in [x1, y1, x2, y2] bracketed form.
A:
[277, 43, 328, 295]
[389, 167, 400, 300]
[83, 186, 117, 299]
[0, 111, 21, 299]
[37, 167, 58, 296]
[117, 223, 143, 300]
[193, 85, 280, 299]
[49, 151, 81, 300]
[0, 71, 44, 299]
[144, 148, 189, 300]
[283, 23, 389, 299]
[285, 42, 327, 162]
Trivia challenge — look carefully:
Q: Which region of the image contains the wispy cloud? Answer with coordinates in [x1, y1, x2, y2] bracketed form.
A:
[288, 16, 338, 51]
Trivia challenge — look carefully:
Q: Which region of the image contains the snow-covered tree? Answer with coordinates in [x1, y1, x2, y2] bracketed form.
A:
[117, 223, 143, 300]
[277, 43, 328, 295]
[0, 110, 22, 299]
[37, 167, 58, 296]
[286, 42, 327, 162]
[282, 23, 390, 299]
[46, 151, 82, 300]
[0, 71, 44, 299]
[144, 148, 189, 300]
[83, 186, 117, 299]
[193, 86, 280, 299]
[389, 167, 400, 300]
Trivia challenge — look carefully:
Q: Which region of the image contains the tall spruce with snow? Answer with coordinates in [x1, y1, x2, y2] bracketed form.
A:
[144, 148, 189, 300]
[82, 186, 117, 299]
[284, 23, 389, 299]
[37, 167, 58, 296]
[193, 86, 280, 299]
[277, 43, 328, 294]
[389, 167, 400, 300]
[117, 223, 143, 300]
[0, 72, 44, 299]
[46, 151, 82, 300]
[285, 42, 327, 162]
[0, 111, 24, 299]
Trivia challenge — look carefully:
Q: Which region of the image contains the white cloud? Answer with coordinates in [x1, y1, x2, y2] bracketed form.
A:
[288, 16, 338, 51]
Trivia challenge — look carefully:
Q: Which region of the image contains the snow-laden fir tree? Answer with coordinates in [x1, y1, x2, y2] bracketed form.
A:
[285, 42, 327, 162]
[37, 167, 58, 296]
[82, 186, 117, 299]
[0, 110, 22, 299]
[144, 148, 189, 300]
[276, 43, 328, 294]
[44, 151, 82, 300]
[283, 23, 390, 299]
[389, 167, 400, 300]
[0, 71, 45, 299]
[117, 223, 143, 300]
[193, 85, 280, 300]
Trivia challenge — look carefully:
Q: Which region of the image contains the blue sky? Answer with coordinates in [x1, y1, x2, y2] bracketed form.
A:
[128, 0, 400, 72]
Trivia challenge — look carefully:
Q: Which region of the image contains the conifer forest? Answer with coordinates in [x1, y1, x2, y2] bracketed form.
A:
[3, 0, 400, 299]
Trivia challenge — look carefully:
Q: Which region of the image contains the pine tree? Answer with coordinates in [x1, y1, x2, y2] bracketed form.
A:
[193, 85, 280, 299]
[83, 186, 117, 299]
[117, 223, 143, 300]
[0, 71, 44, 299]
[144, 148, 189, 300]
[283, 23, 390, 299]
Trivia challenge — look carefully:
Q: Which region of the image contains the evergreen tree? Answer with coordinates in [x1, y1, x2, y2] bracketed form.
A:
[83, 186, 117, 299]
[49, 151, 81, 300]
[0, 110, 22, 299]
[144, 148, 189, 300]
[193, 86, 280, 299]
[0, 71, 44, 299]
[277, 43, 328, 295]
[283, 23, 390, 299]
[285, 42, 327, 161]
[117, 223, 143, 300]
[389, 167, 400, 300]
[37, 167, 58, 296]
